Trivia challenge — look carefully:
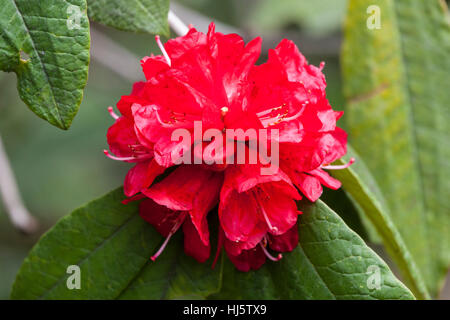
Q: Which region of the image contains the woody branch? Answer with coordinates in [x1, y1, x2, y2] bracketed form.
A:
[0, 135, 38, 233]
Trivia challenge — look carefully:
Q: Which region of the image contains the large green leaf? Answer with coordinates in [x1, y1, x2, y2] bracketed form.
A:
[10, 188, 222, 299]
[0, 0, 90, 129]
[210, 199, 414, 300]
[11, 188, 413, 300]
[342, 0, 450, 297]
[87, 0, 169, 36]
[330, 146, 429, 299]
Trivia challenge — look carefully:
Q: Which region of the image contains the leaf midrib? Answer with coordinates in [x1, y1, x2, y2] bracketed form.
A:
[296, 239, 337, 299]
[37, 214, 140, 299]
[11, 0, 66, 128]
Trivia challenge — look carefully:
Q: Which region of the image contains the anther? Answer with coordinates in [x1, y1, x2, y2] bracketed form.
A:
[221, 106, 229, 120]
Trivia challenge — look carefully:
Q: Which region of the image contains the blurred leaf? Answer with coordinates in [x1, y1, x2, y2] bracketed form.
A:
[249, 0, 347, 36]
[87, 0, 169, 36]
[11, 188, 413, 299]
[211, 199, 414, 300]
[330, 146, 430, 299]
[0, 0, 90, 129]
[342, 0, 450, 297]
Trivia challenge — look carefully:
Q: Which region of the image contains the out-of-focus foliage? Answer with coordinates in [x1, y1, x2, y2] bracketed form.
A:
[248, 0, 347, 36]
[342, 0, 450, 298]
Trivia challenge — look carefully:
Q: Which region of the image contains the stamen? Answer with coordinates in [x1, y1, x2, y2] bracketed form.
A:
[107, 106, 119, 120]
[260, 242, 282, 261]
[319, 61, 325, 71]
[151, 219, 183, 261]
[262, 235, 268, 247]
[152, 106, 181, 128]
[155, 35, 171, 66]
[322, 157, 355, 170]
[256, 105, 284, 118]
[257, 103, 306, 127]
[260, 205, 278, 233]
[150, 233, 173, 261]
[103, 150, 150, 162]
[281, 105, 305, 122]
[211, 228, 224, 270]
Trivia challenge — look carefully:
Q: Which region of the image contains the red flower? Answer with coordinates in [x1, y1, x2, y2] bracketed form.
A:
[104, 23, 352, 271]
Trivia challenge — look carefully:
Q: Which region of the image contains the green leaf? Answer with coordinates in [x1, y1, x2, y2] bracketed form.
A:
[11, 188, 413, 300]
[210, 199, 414, 300]
[10, 188, 222, 299]
[330, 146, 430, 299]
[87, 0, 169, 36]
[320, 188, 370, 241]
[342, 0, 450, 297]
[0, 0, 90, 130]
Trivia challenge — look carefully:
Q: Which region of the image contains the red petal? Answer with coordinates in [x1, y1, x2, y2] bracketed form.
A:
[124, 160, 165, 197]
[107, 117, 144, 159]
[273, 39, 326, 92]
[310, 168, 341, 190]
[132, 103, 183, 163]
[269, 224, 299, 252]
[165, 27, 207, 61]
[219, 189, 267, 242]
[139, 199, 185, 237]
[145, 74, 211, 117]
[141, 55, 170, 80]
[223, 232, 265, 256]
[257, 183, 300, 235]
[189, 171, 223, 246]
[323, 127, 347, 165]
[143, 166, 211, 211]
[183, 216, 210, 263]
[223, 164, 294, 195]
[226, 246, 266, 272]
[294, 173, 323, 202]
[116, 81, 148, 119]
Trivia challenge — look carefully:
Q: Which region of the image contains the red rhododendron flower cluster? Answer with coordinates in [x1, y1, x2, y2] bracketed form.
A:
[105, 23, 352, 271]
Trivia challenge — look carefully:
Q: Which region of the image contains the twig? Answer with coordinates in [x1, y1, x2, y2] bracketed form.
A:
[169, 2, 240, 35]
[168, 10, 189, 36]
[169, 1, 340, 55]
[0, 135, 38, 233]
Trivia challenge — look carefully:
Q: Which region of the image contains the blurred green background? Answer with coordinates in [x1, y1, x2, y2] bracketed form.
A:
[0, 0, 447, 299]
